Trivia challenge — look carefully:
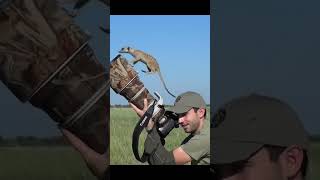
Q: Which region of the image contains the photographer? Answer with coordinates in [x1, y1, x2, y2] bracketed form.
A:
[130, 91, 210, 165]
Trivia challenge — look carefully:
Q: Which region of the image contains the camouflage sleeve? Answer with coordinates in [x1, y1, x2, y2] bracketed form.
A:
[144, 127, 176, 165]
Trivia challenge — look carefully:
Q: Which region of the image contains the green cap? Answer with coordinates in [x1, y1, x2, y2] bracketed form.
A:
[211, 94, 309, 164]
[168, 91, 206, 114]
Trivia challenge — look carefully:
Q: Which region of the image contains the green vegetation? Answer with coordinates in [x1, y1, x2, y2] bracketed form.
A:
[0, 146, 96, 180]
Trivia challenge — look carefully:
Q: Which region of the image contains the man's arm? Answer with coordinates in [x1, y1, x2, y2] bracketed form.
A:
[60, 128, 108, 180]
[143, 126, 175, 165]
[143, 128, 192, 165]
[130, 99, 192, 165]
[173, 147, 192, 165]
[144, 119, 191, 165]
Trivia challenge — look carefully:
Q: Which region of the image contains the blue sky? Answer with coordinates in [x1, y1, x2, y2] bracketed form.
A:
[110, 15, 210, 105]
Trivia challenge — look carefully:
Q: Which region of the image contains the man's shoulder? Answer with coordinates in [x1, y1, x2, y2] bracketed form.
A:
[181, 134, 194, 145]
[192, 128, 210, 145]
[180, 128, 209, 155]
[181, 128, 209, 145]
[180, 128, 210, 165]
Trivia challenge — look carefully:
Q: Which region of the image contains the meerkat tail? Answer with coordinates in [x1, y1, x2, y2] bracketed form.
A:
[158, 72, 176, 98]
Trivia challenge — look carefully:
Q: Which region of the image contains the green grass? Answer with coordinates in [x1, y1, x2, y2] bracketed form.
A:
[0, 146, 96, 180]
[110, 107, 210, 165]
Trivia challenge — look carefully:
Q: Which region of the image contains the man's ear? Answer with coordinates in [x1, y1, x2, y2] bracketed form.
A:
[279, 146, 304, 179]
[197, 108, 206, 119]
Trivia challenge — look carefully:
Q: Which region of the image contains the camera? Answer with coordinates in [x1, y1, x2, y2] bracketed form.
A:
[156, 110, 180, 138]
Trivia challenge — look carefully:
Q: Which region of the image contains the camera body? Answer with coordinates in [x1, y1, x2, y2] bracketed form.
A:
[156, 110, 179, 138]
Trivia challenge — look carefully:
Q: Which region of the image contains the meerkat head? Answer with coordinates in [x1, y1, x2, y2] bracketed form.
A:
[119, 46, 134, 53]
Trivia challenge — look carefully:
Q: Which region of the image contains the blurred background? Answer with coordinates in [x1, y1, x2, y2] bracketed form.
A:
[0, 1, 108, 179]
[212, 0, 320, 179]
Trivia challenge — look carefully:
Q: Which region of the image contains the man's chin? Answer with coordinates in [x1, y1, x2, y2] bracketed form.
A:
[183, 126, 192, 133]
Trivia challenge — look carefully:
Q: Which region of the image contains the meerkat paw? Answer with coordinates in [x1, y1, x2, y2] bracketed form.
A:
[142, 70, 153, 75]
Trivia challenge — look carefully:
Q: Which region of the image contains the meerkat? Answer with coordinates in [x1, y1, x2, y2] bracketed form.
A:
[119, 46, 176, 98]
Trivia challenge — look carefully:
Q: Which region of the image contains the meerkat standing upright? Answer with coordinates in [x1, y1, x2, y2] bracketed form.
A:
[119, 47, 176, 98]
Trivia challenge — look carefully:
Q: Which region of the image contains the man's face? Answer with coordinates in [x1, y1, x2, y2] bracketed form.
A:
[216, 148, 285, 180]
[178, 108, 201, 133]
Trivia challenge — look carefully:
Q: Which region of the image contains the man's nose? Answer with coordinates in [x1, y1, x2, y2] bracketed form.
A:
[178, 116, 184, 124]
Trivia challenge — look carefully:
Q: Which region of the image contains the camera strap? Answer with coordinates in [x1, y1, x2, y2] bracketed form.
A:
[132, 100, 157, 162]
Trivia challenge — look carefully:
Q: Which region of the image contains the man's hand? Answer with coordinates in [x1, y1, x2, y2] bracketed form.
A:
[60, 128, 109, 180]
[129, 98, 148, 118]
[129, 98, 154, 130]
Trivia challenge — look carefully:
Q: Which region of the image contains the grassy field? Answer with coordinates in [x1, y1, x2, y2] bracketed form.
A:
[0, 146, 96, 180]
[110, 107, 211, 165]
